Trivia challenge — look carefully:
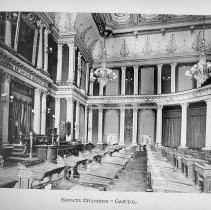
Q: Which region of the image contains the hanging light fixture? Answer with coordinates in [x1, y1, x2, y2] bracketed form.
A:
[90, 36, 117, 87]
[185, 16, 211, 86]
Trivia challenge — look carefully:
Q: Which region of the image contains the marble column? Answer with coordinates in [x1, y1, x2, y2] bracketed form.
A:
[88, 107, 93, 143]
[40, 90, 47, 135]
[121, 67, 126, 95]
[77, 52, 82, 87]
[157, 64, 163, 94]
[33, 88, 41, 134]
[133, 66, 139, 95]
[89, 68, 94, 96]
[156, 104, 163, 147]
[0, 72, 11, 145]
[85, 63, 90, 94]
[44, 27, 50, 72]
[67, 42, 75, 85]
[66, 97, 74, 141]
[171, 63, 177, 93]
[203, 98, 211, 150]
[180, 102, 188, 148]
[119, 108, 125, 145]
[5, 12, 12, 47]
[32, 29, 38, 66]
[84, 105, 88, 144]
[132, 107, 138, 145]
[75, 101, 80, 140]
[99, 82, 104, 96]
[56, 44, 63, 85]
[54, 97, 61, 137]
[97, 108, 103, 145]
[14, 12, 21, 51]
[36, 22, 44, 69]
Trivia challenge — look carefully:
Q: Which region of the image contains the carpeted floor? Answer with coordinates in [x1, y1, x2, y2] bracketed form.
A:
[109, 151, 148, 192]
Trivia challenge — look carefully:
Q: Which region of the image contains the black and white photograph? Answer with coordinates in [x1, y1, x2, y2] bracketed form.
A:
[1, 0, 211, 209]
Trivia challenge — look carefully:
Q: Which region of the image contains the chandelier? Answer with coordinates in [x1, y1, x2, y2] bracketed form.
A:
[185, 17, 211, 86]
[90, 38, 117, 87]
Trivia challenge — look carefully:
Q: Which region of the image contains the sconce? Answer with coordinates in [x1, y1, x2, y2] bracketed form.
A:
[32, 109, 34, 114]
[125, 125, 132, 132]
[10, 95, 14, 102]
[162, 76, 171, 81]
[47, 108, 51, 114]
[59, 121, 66, 130]
[125, 77, 133, 84]
[48, 47, 53, 54]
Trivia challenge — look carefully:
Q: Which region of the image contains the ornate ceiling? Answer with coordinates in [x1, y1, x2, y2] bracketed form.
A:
[92, 13, 211, 36]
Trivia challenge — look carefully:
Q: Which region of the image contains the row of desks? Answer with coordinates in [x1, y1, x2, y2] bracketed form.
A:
[146, 146, 197, 193]
[166, 149, 211, 193]
[17, 145, 133, 189]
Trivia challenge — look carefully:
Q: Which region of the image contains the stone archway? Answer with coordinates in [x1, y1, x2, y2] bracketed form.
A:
[138, 109, 155, 145]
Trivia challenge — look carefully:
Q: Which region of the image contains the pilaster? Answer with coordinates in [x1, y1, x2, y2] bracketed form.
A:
[121, 67, 126, 95]
[179, 102, 188, 148]
[156, 104, 163, 147]
[133, 66, 139, 95]
[56, 44, 63, 85]
[119, 107, 125, 145]
[157, 64, 163, 94]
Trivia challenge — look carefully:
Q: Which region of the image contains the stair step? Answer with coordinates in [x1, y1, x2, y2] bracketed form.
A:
[13, 148, 24, 152]
[11, 152, 28, 158]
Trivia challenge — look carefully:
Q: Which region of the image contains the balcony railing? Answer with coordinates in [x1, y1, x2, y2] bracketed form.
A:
[87, 84, 211, 106]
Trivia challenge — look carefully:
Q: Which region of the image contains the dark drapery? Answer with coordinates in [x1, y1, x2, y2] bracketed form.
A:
[162, 109, 181, 147]
[187, 107, 206, 148]
[10, 98, 33, 141]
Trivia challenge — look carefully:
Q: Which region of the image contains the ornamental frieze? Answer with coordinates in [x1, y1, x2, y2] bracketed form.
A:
[87, 84, 211, 105]
[0, 48, 52, 87]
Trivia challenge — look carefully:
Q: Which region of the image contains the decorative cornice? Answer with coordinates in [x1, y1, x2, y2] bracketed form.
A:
[87, 84, 211, 106]
[93, 51, 211, 68]
[0, 42, 53, 87]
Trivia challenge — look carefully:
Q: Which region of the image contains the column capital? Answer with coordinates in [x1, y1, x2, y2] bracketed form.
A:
[36, 20, 45, 29]
[34, 88, 42, 95]
[6, 12, 12, 21]
[180, 102, 189, 109]
[204, 97, 211, 104]
[1, 71, 11, 83]
[78, 51, 82, 58]
[171, 62, 177, 68]
[157, 104, 163, 109]
[76, 100, 80, 106]
[121, 66, 126, 71]
[120, 107, 125, 112]
[98, 107, 103, 112]
[86, 62, 90, 68]
[44, 27, 51, 35]
[157, 64, 163, 70]
[66, 97, 74, 103]
[55, 97, 61, 104]
[133, 107, 138, 112]
[133, 66, 139, 70]
[41, 90, 48, 96]
[58, 43, 63, 49]
[67, 42, 74, 48]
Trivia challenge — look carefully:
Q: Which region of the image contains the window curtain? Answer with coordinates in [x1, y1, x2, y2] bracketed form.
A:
[187, 107, 206, 148]
[11, 98, 33, 139]
[162, 110, 181, 147]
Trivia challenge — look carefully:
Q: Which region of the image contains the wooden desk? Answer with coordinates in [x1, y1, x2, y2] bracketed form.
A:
[78, 161, 122, 187]
[0, 177, 17, 188]
[194, 162, 211, 193]
[17, 160, 65, 189]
